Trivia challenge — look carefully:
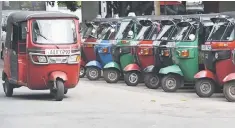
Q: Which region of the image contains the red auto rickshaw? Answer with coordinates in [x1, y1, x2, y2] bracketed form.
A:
[1, 11, 81, 101]
[194, 12, 235, 99]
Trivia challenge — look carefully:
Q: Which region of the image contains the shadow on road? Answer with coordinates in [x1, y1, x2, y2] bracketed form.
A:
[0, 93, 69, 101]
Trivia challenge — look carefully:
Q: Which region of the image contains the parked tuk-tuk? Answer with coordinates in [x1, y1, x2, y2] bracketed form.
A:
[85, 19, 122, 81]
[143, 16, 181, 89]
[80, 21, 101, 78]
[194, 12, 235, 100]
[159, 14, 216, 92]
[122, 18, 161, 86]
[102, 14, 144, 84]
[2, 11, 81, 101]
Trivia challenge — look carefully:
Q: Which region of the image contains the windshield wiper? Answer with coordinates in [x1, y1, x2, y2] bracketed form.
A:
[35, 30, 48, 40]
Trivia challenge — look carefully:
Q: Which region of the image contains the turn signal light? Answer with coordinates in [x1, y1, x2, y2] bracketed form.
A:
[121, 40, 127, 44]
[85, 44, 93, 47]
[181, 50, 189, 57]
[102, 48, 108, 53]
[163, 50, 170, 56]
[212, 43, 228, 49]
[140, 48, 152, 55]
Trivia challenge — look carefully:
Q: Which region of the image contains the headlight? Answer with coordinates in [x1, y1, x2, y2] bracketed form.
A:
[31, 55, 48, 64]
[68, 55, 80, 63]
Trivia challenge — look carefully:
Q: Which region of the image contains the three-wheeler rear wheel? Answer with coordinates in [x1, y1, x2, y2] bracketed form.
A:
[195, 79, 215, 98]
[3, 78, 14, 97]
[79, 66, 86, 78]
[144, 73, 161, 89]
[223, 81, 235, 102]
[161, 74, 182, 92]
[86, 66, 101, 81]
[124, 71, 140, 86]
[103, 69, 120, 83]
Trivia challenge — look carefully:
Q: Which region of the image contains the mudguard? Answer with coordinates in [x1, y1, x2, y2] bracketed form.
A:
[194, 70, 216, 81]
[85, 60, 102, 69]
[49, 71, 68, 81]
[159, 65, 183, 76]
[123, 64, 141, 72]
[223, 73, 235, 83]
[103, 62, 121, 71]
[143, 65, 155, 73]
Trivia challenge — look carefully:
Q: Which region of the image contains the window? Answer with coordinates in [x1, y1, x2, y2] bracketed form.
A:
[19, 22, 27, 42]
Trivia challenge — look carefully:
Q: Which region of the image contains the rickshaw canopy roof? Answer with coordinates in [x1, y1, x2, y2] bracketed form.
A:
[7, 11, 79, 23]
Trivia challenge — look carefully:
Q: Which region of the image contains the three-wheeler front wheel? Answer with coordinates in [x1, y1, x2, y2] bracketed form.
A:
[195, 79, 215, 98]
[50, 80, 65, 101]
[86, 67, 101, 81]
[161, 74, 181, 92]
[223, 81, 235, 102]
[103, 69, 120, 83]
[124, 71, 140, 86]
[3, 78, 14, 97]
[144, 73, 161, 89]
[79, 66, 86, 78]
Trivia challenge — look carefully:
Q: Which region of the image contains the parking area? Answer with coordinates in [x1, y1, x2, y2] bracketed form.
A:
[1, 59, 235, 128]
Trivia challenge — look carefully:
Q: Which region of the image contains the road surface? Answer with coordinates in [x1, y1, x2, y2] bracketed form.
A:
[0, 60, 235, 128]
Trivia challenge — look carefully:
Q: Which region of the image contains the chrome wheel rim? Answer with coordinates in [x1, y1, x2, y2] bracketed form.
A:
[228, 85, 235, 98]
[129, 73, 138, 84]
[89, 68, 98, 78]
[200, 82, 212, 94]
[166, 78, 176, 89]
[108, 71, 117, 81]
[150, 76, 159, 87]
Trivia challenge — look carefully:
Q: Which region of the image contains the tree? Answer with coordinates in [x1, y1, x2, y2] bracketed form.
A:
[58, 1, 81, 11]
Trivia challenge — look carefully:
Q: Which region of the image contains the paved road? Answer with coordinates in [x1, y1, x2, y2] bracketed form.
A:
[0, 61, 235, 128]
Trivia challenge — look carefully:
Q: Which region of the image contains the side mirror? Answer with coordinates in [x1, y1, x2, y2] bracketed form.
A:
[2, 26, 6, 32]
[189, 34, 196, 41]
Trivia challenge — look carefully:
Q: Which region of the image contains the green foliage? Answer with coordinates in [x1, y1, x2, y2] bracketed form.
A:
[57, 1, 81, 12]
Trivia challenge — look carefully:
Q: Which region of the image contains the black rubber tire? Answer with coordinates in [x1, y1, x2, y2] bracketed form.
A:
[124, 71, 140, 86]
[161, 74, 181, 92]
[195, 79, 215, 98]
[223, 81, 235, 102]
[103, 69, 120, 83]
[144, 73, 161, 89]
[64, 88, 68, 94]
[86, 67, 101, 81]
[54, 80, 64, 101]
[79, 66, 86, 78]
[3, 78, 14, 97]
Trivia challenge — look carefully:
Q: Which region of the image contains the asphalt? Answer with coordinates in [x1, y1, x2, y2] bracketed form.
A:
[0, 60, 235, 128]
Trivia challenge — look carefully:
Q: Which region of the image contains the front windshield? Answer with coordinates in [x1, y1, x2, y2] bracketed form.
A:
[83, 25, 98, 39]
[99, 23, 121, 40]
[171, 23, 197, 41]
[136, 24, 159, 40]
[32, 19, 77, 44]
[207, 22, 235, 41]
[156, 25, 176, 41]
[115, 20, 142, 40]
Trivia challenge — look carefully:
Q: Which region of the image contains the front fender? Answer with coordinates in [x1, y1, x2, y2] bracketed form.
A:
[159, 65, 183, 76]
[123, 64, 141, 72]
[85, 60, 102, 69]
[49, 71, 68, 81]
[194, 70, 216, 81]
[223, 73, 235, 83]
[103, 62, 121, 71]
[143, 65, 155, 73]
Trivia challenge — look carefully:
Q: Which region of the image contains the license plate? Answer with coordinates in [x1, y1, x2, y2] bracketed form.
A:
[45, 49, 71, 55]
[201, 45, 211, 51]
[166, 42, 175, 47]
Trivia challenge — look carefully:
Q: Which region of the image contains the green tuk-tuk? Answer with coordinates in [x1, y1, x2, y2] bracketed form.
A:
[159, 14, 217, 92]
